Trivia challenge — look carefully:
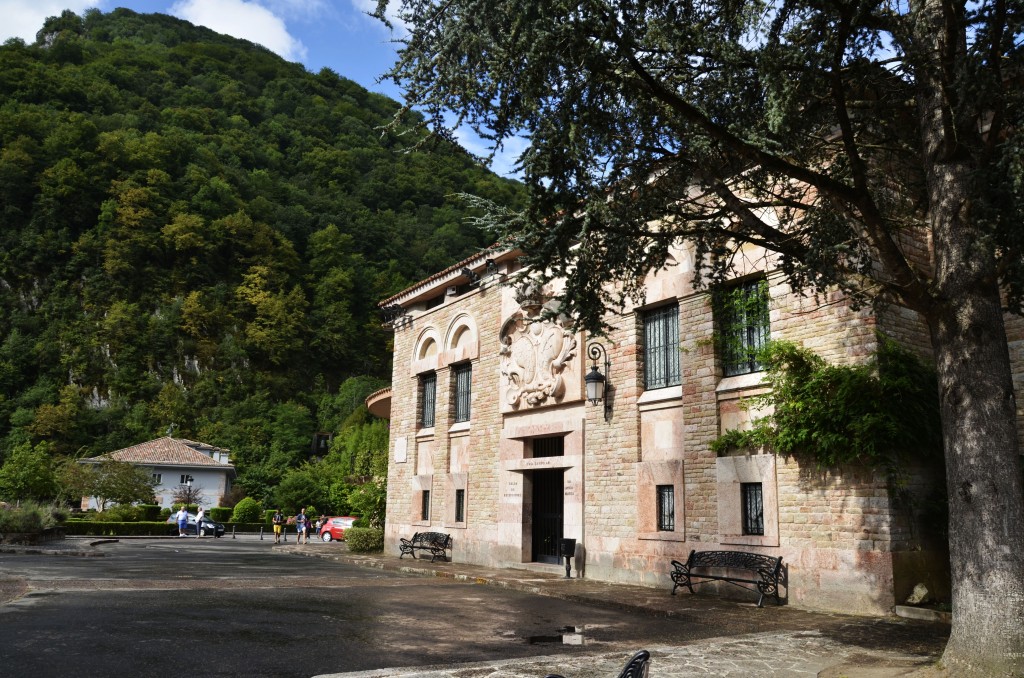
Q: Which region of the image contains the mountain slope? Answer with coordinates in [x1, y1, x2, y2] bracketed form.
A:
[0, 8, 523, 482]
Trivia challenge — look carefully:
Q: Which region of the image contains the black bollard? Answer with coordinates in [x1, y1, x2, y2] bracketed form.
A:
[559, 538, 577, 579]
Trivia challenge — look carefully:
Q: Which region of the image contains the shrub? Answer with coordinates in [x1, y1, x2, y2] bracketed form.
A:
[231, 497, 262, 522]
[264, 509, 278, 523]
[0, 501, 62, 533]
[95, 504, 143, 522]
[159, 508, 171, 521]
[209, 507, 232, 521]
[347, 479, 386, 529]
[137, 504, 161, 521]
[345, 527, 384, 552]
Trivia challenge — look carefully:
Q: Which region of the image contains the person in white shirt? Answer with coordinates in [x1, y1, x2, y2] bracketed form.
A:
[175, 507, 188, 537]
[195, 507, 205, 537]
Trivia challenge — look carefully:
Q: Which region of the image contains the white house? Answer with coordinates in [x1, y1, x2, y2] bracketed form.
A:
[81, 437, 235, 509]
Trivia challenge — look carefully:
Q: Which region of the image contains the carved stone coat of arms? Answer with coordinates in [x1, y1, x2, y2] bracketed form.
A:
[499, 314, 577, 409]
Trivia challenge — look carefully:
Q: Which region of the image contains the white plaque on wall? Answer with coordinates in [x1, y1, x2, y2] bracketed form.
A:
[394, 436, 408, 463]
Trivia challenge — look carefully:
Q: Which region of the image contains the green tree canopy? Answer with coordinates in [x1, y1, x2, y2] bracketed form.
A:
[377, 0, 1024, 672]
[0, 441, 58, 501]
[87, 458, 156, 510]
[0, 7, 525, 509]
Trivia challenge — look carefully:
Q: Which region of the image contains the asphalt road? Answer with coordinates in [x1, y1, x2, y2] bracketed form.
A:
[0, 539, 697, 678]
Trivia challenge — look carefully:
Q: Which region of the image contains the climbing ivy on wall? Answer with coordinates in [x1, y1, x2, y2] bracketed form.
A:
[711, 336, 943, 474]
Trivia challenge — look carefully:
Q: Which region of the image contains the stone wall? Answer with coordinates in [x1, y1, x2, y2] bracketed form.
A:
[382, 245, 1020, 616]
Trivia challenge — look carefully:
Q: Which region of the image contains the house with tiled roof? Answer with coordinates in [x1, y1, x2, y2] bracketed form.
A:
[80, 437, 235, 509]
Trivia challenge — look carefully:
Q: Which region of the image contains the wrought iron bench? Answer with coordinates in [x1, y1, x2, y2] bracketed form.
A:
[670, 549, 783, 607]
[398, 531, 452, 562]
[545, 650, 650, 678]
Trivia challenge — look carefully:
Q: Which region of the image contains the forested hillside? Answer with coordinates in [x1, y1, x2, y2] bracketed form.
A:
[0, 9, 523, 501]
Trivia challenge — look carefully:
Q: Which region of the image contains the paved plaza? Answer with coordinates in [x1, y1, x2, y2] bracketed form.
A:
[0, 538, 950, 677]
[289, 542, 949, 678]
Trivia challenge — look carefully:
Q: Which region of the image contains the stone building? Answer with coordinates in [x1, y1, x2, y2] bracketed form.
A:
[371, 242, 1024, 615]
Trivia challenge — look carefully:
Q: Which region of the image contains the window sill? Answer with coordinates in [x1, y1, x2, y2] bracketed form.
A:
[416, 427, 435, 439]
[721, 534, 779, 547]
[638, 530, 686, 542]
[448, 421, 471, 434]
[637, 385, 682, 407]
[443, 522, 468, 530]
[412, 520, 431, 528]
[716, 372, 766, 394]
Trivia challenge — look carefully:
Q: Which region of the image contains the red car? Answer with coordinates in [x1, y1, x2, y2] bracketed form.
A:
[319, 516, 358, 542]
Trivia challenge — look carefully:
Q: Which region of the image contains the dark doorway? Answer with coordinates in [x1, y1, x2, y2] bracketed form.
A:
[531, 469, 564, 564]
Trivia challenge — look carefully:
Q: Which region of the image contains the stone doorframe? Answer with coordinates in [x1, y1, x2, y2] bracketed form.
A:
[498, 416, 585, 564]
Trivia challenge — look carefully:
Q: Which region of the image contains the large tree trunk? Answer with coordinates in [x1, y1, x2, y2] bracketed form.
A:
[930, 282, 1024, 676]
[916, 1, 1024, 672]
[923, 95, 1024, 678]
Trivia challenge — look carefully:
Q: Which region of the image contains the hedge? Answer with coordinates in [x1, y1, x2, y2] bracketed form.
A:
[345, 527, 384, 552]
[60, 521, 271, 536]
[209, 507, 232, 522]
[62, 521, 172, 536]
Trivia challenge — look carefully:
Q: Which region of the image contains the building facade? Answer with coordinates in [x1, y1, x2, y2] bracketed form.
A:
[81, 436, 235, 510]
[377, 243, 1024, 615]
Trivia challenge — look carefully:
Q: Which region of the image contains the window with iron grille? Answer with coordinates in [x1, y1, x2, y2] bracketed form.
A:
[421, 490, 431, 521]
[455, 489, 465, 523]
[656, 485, 675, 531]
[533, 436, 564, 458]
[643, 304, 681, 389]
[453, 363, 472, 423]
[420, 372, 436, 428]
[716, 279, 770, 376]
[152, 473, 162, 484]
[741, 482, 764, 535]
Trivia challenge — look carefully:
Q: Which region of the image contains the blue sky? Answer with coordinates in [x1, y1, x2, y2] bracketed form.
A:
[0, 0, 523, 177]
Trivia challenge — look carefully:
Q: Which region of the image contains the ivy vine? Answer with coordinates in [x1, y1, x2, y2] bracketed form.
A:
[711, 336, 943, 475]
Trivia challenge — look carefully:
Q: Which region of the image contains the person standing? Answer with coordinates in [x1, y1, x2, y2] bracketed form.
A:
[175, 506, 189, 537]
[195, 506, 205, 537]
[272, 508, 284, 544]
[295, 508, 308, 545]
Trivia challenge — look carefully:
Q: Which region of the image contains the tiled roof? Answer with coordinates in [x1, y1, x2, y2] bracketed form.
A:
[378, 247, 522, 307]
[85, 437, 233, 467]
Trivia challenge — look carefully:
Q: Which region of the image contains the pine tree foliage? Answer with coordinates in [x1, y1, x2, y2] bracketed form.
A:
[378, 0, 1022, 330]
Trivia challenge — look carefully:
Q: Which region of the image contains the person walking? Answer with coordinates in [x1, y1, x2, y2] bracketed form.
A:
[195, 506, 205, 537]
[272, 508, 284, 544]
[295, 508, 308, 545]
[175, 506, 189, 537]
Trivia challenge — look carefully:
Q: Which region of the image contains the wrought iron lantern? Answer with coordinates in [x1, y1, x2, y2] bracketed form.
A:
[585, 342, 611, 421]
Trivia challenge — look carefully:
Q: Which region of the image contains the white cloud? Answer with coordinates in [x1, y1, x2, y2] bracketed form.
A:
[349, 0, 407, 35]
[169, 0, 307, 62]
[262, 0, 329, 21]
[452, 125, 526, 180]
[0, 0, 100, 43]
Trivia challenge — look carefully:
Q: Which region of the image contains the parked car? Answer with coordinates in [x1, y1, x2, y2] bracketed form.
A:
[319, 516, 358, 542]
[166, 512, 226, 538]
